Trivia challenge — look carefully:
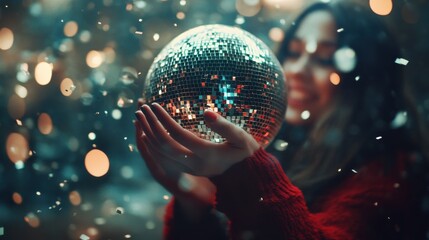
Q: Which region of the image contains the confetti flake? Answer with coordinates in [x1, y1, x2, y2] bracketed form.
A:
[395, 58, 409, 66]
[0, 227, 4, 236]
[116, 207, 124, 214]
[80, 234, 90, 240]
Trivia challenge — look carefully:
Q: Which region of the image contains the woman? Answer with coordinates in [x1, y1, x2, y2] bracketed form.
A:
[135, 1, 427, 239]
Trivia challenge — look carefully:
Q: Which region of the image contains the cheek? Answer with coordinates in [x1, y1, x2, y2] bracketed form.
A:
[313, 69, 337, 105]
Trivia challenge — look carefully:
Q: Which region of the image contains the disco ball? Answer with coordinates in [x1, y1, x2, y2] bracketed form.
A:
[143, 24, 286, 147]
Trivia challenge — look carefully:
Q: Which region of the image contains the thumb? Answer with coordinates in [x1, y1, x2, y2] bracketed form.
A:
[203, 110, 250, 145]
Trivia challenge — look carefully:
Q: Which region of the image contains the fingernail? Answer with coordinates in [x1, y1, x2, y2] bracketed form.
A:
[204, 110, 217, 122]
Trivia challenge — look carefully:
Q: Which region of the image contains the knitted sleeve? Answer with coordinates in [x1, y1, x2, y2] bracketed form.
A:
[209, 147, 414, 240]
[163, 197, 228, 240]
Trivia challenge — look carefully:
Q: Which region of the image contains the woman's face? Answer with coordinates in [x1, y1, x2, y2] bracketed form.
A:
[283, 10, 338, 126]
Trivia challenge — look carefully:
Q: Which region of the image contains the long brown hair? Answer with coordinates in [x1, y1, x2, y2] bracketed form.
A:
[276, 1, 409, 198]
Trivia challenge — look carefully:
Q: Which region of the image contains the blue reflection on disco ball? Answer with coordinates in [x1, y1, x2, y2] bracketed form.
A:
[143, 24, 286, 147]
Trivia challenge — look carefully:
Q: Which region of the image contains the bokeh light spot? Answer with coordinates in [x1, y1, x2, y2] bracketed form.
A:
[12, 192, 23, 204]
[64, 21, 79, 37]
[34, 62, 53, 85]
[88, 132, 96, 140]
[24, 213, 40, 228]
[86, 50, 104, 68]
[60, 78, 76, 96]
[69, 191, 82, 206]
[369, 0, 393, 16]
[268, 27, 284, 42]
[329, 72, 341, 85]
[236, 0, 261, 17]
[6, 132, 29, 163]
[38, 113, 53, 135]
[334, 47, 356, 73]
[0, 27, 14, 50]
[84, 149, 110, 177]
[14, 85, 28, 98]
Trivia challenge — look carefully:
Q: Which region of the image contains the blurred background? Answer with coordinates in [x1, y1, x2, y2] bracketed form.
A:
[0, 0, 428, 239]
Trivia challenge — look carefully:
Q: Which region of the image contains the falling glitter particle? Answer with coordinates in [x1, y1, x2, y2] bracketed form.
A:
[80, 234, 90, 240]
[301, 110, 310, 120]
[376, 136, 382, 140]
[116, 207, 124, 214]
[125, 234, 131, 239]
[395, 58, 409, 65]
[351, 169, 358, 173]
[0, 227, 3, 236]
[153, 33, 160, 41]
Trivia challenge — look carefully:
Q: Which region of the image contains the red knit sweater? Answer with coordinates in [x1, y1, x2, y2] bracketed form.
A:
[163, 148, 422, 239]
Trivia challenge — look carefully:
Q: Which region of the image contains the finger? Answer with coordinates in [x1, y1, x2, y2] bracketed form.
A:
[135, 111, 202, 172]
[150, 103, 210, 153]
[134, 120, 165, 179]
[140, 106, 197, 156]
[203, 110, 251, 146]
[135, 110, 157, 143]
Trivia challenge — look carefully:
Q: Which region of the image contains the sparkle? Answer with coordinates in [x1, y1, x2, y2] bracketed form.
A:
[351, 169, 357, 174]
[376, 136, 382, 140]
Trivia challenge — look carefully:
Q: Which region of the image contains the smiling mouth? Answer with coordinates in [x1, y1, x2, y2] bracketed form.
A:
[287, 90, 315, 108]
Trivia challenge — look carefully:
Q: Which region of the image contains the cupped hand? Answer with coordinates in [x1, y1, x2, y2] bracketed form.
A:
[135, 99, 216, 207]
[134, 103, 260, 177]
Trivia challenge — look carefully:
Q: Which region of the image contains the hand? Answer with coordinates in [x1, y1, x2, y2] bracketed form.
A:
[134, 100, 216, 210]
[134, 103, 260, 177]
